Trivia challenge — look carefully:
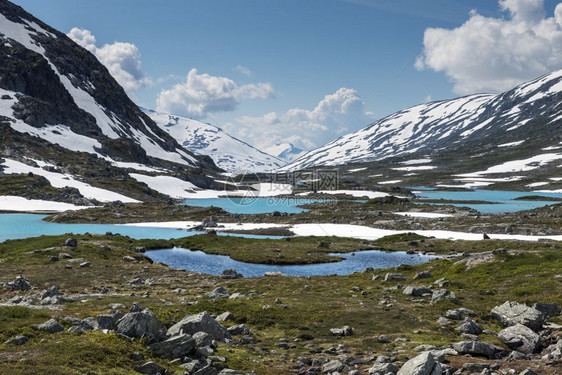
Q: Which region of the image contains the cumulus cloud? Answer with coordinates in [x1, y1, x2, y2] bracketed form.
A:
[156, 68, 275, 119]
[67, 27, 151, 93]
[229, 88, 375, 151]
[416, 0, 562, 94]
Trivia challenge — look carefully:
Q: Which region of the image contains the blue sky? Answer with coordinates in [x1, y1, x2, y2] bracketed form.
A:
[11, 0, 562, 153]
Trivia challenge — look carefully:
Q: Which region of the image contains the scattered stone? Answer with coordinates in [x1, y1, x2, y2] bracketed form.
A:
[455, 318, 483, 335]
[532, 302, 561, 317]
[207, 287, 231, 299]
[167, 312, 230, 342]
[321, 359, 348, 373]
[149, 333, 196, 359]
[498, 324, 540, 354]
[368, 361, 399, 374]
[264, 271, 287, 277]
[437, 317, 454, 326]
[396, 351, 441, 375]
[519, 369, 538, 375]
[452, 341, 506, 359]
[192, 364, 219, 375]
[4, 335, 29, 345]
[215, 311, 235, 322]
[79, 261, 90, 268]
[378, 334, 390, 343]
[330, 326, 354, 336]
[63, 238, 78, 247]
[123, 256, 136, 262]
[227, 324, 251, 336]
[228, 292, 245, 300]
[218, 370, 242, 375]
[49, 256, 59, 262]
[445, 308, 476, 320]
[5, 275, 32, 290]
[462, 363, 489, 372]
[36, 319, 64, 334]
[134, 361, 167, 375]
[109, 303, 127, 310]
[97, 312, 123, 331]
[413, 271, 432, 280]
[220, 268, 243, 279]
[433, 278, 449, 288]
[115, 308, 167, 343]
[431, 289, 458, 304]
[40, 285, 59, 300]
[384, 273, 406, 281]
[490, 301, 544, 331]
[403, 285, 432, 296]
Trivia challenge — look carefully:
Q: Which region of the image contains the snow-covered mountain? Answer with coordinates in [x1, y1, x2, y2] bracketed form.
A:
[0, 0, 214, 171]
[265, 142, 306, 163]
[282, 70, 562, 171]
[143, 109, 284, 173]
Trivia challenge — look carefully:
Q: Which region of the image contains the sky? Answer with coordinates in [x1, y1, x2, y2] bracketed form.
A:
[10, 0, 562, 154]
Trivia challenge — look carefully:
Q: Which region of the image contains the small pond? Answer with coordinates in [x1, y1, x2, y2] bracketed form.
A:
[144, 247, 437, 277]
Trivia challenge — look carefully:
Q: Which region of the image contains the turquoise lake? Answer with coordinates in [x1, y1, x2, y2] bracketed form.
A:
[414, 189, 562, 214]
[184, 197, 327, 214]
[145, 248, 437, 277]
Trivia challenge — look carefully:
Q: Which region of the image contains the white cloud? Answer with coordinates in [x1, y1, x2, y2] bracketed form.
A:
[67, 27, 150, 93]
[234, 64, 252, 76]
[229, 88, 375, 151]
[155, 68, 275, 119]
[416, 0, 562, 94]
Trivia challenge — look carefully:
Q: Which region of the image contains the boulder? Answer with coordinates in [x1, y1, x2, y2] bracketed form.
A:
[384, 273, 406, 281]
[330, 325, 354, 336]
[498, 324, 540, 354]
[149, 333, 196, 359]
[396, 352, 442, 375]
[115, 308, 167, 343]
[167, 312, 230, 341]
[193, 331, 214, 348]
[413, 271, 432, 280]
[207, 287, 230, 299]
[532, 302, 561, 317]
[39, 285, 59, 300]
[134, 361, 167, 375]
[431, 289, 458, 304]
[455, 318, 483, 335]
[4, 335, 29, 345]
[445, 308, 476, 320]
[368, 362, 399, 374]
[490, 301, 544, 331]
[227, 324, 251, 336]
[215, 312, 234, 323]
[5, 275, 32, 290]
[36, 319, 64, 334]
[452, 341, 506, 359]
[220, 269, 243, 279]
[63, 238, 78, 247]
[264, 271, 287, 277]
[192, 365, 219, 375]
[321, 359, 348, 373]
[97, 311, 123, 331]
[403, 285, 432, 296]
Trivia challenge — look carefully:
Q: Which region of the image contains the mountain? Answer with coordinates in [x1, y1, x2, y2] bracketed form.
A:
[265, 142, 306, 164]
[282, 70, 562, 171]
[143, 109, 283, 173]
[0, 0, 218, 204]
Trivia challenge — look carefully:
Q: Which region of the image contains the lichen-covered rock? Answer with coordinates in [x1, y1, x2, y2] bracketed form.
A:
[5, 275, 31, 290]
[498, 324, 540, 354]
[403, 285, 432, 296]
[115, 308, 167, 343]
[36, 319, 64, 334]
[490, 301, 544, 331]
[452, 341, 506, 359]
[455, 318, 483, 335]
[167, 312, 230, 341]
[396, 352, 442, 375]
[431, 289, 458, 304]
[148, 333, 196, 359]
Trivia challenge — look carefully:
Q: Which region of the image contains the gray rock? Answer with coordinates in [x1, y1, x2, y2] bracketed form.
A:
[109, 303, 127, 310]
[378, 334, 391, 343]
[519, 369, 538, 375]
[321, 359, 348, 373]
[452, 341, 506, 359]
[431, 289, 458, 304]
[97, 312, 123, 331]
[403, 285, 432, 296]
[36, 319, 64, 334]
[368, 362, 399, 374]
[330, 326, 354, 336]
[462, 363, 489, 372]
[490, 301, 544, 331]
[115, 308, 167, 343]
[193, 365, 219, 375]
[397, 352, 442, 375]
[79, 261, 90, 268]
[134, 361, 167, 375]
[4, 335, 29, 345]
[445, 308, 476, 320]
[207, 287, 231, 299]
[40, 285, 59, 300]
[215, 311, 235, 322]
[220, 268, 243, 279]
[5, 275, 32, 290]
[498, 324, 540, 354]
[384, 273, 407, 281]
[227, 324, 251, 335]
[167, 312, 230, 341]
[63, 238, 78, 247]
[59, 252, 73, 259]
[264, 271, 287, 277]
[437, 317, 454, 326]
[413, 271, 432, 280]
[193, 331, 214, 348]
[218, 370, 242, 375]
[123, 256, 136, 262]
[149, 333, 196, 359]
[455, 318, 483, 335]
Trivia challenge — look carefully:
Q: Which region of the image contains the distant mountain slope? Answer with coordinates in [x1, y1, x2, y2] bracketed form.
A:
[144, 109, 283, 173]
[265, 142, 306, 164]
[0, 0, 214, 171]
[282, 70, 562, 171]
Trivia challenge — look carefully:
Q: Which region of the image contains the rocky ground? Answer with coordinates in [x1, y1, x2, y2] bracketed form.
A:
[0, 233, 561, 374]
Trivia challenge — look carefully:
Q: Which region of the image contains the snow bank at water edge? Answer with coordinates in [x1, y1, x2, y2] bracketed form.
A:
[0, 196, 90, 212]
